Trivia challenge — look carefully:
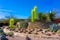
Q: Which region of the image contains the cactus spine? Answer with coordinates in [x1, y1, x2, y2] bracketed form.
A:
[31, 6, 37, 22]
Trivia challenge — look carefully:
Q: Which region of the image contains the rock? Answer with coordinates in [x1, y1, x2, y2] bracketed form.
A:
[28, 22, 41, 29]
[26, 29, 32, 34]
[52, 32, 55, 35]
[19, 29, 23, 33]
[42, 30, 46, 34]
[39, 29, 43, 31]
[0, 35, 8, 40]
[32, 30, 38, 34]
[45, 32, 51, 36]
[30, 29, 34, 32]
[26, 36, 31, 40]
[23, 30, 26, 33]
[15, 28, 19, 32]
[16, 22, 20, 28]
[45, 33, 51, 36]
[58, 34, 60, 36]
[37, 32, 42, 34]
[28, 31, 32, 34]
[37, 29, 42, 32]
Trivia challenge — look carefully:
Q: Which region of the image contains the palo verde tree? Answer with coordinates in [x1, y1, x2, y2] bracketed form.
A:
[48, 11, 55, 21]
[31, 6, 37, 22]
[38, 12, 43, 21]
[45, 13, 51, 22]
[38, 12, 47, 22]
[42, 14, 47, 22]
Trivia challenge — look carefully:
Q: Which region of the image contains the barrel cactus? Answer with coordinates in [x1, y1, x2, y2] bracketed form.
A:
[9, 18, 14, 30]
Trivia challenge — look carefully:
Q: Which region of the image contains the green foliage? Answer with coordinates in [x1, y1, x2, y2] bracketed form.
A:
[56, 29, 60, 34]
[37, 11, 55, 22]
[42, 14, 47, 21]
[9, 18, 15, 30]
[0, 29, 5, 35]
[45, 28, 50, 31]
[7, 32, 13, 36]
[6, 16, 20, 23]
[45, 14, 51, 22]
[38, 12, 47, 22]
[31, 6, 37, 22]
[20, 21, 28, 28]
[48, 12, 55, 21]
[38, 12, 43, 21]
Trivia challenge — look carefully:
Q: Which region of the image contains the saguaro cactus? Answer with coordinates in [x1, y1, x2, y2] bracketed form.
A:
[9, 18, 14, 30]
[31, 6, 37, 22]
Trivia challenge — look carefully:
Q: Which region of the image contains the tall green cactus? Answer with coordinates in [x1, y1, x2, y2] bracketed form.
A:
[31, 6, 37, 22]
[9, 18, 14, 30]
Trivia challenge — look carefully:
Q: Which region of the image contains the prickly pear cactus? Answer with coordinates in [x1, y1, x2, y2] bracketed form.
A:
[9, 18, 14, 30]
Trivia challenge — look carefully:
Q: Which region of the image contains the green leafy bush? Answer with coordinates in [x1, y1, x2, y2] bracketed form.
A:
[56, 29, 60, 34]
[20, 21, 28, 28]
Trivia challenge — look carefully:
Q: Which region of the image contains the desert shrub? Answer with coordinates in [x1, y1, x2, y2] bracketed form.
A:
[0, 29, 6, 35]
[0, 29, 3, 32]
[16, 22, 20, 30]
[49, 24, 58, 32]
[45, 28, 50, 31]
[56, 29, 60, 34]
[20, 21, 28, 28]
[6, 32, 13, 36]
[9, 25, 16, 30]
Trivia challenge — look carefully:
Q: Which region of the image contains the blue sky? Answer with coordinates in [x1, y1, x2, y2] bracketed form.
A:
[0, 0, 60, 19]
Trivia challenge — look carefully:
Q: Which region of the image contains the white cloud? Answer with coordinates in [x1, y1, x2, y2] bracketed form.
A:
[0, 9, 14, 12]
[0, 9, 17, 19]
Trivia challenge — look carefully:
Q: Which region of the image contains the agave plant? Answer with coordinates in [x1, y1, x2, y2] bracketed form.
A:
[50, 23, 58, 32]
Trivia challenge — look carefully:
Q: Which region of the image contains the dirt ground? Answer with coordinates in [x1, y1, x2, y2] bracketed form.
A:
[6, 35, 60, 40]
[4, 27, 60, 40]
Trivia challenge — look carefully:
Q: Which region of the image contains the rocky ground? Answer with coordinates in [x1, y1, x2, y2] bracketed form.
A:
[6, 35, 60, 40]
[3, 27, 60, 40]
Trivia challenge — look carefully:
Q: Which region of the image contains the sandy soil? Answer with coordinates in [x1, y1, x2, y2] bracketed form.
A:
[6, 35, 60, 40]
[4, 27, 60, 40]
